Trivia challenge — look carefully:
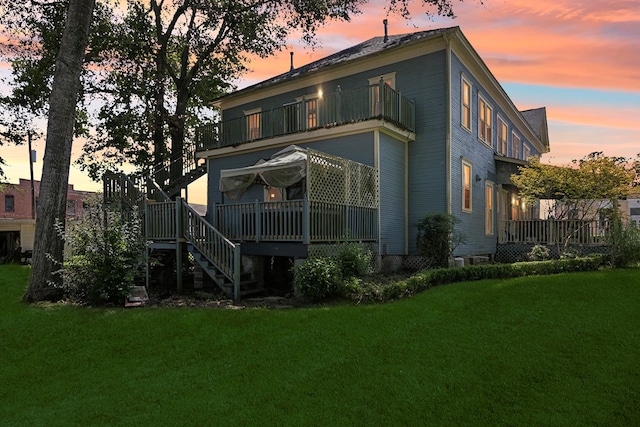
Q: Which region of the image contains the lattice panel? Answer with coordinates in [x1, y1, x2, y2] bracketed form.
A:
[307, 149, 378, 209]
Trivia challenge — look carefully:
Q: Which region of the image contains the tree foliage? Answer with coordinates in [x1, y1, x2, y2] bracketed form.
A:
[1, 0, 473, 180]
[512, 153, 638, 220]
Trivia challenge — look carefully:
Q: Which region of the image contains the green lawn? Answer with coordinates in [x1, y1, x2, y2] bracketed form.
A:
[1, 264, 639, 425]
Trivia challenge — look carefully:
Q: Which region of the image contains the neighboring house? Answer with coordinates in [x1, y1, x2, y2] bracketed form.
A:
[0, 178, 95, 261]
[110, 25, 550, 298]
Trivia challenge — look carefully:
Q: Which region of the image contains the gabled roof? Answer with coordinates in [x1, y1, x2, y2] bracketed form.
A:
[520, 107, 550, 150]
[221, 26, 458, 100]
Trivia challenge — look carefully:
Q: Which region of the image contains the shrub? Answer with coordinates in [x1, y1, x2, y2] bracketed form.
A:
[293, 257, 342, 301]
[528, 244, 551, 261]
[416, 213, 464, 268]
[337, 242, 371, 278]
[54, 204, 145, 305]
[606, 219, 640, 268]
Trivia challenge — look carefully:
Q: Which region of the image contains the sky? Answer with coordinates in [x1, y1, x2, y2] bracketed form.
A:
[1, 0, 639, 205]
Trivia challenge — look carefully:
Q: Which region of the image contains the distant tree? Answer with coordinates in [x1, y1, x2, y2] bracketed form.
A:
[512, 153, 639, 253]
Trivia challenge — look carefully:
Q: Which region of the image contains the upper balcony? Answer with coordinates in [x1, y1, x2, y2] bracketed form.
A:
[195, 83, 416, 152]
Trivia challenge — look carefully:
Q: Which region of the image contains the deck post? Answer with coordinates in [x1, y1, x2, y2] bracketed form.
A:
[255, 199, 261, 242]
[175, 197, 184, 293]
[233, 244, 241, 303]
[303, 197, 310, 244]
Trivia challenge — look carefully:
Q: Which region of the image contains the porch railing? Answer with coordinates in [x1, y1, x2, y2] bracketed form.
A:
[499, 219, 610, 245]
[146, 199, 241, 299]
[214, 200, 378, 243]
[196, 82, 415, 151]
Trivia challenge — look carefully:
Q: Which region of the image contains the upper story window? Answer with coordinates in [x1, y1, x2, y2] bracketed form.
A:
[67, 199, 76, 216]
[523, 143, 531, 160]
[244, 108, 261, 140]
[512, 132, 521, 159]
[478, 96, 493, 146]
[5, 195, 14, 212]
[461, 76, 472, 131]
[462, 160, 472, 212]
[497, 116, 508, 156]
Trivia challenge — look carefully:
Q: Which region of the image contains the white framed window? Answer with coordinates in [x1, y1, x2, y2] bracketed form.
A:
[461, 76, 472, 131]
[462, 160, 472, 212]
[485, 182, 494, 235]
[523, 143, 531, 160]
[497, 116, 508, 155]
[478, 95, 493, 146]
[512, 132, 521, 159]
[244, 108, 261, 140]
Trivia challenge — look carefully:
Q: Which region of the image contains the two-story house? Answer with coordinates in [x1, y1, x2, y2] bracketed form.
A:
[120, 25, 549, 298]
[194, 25, 548, 273]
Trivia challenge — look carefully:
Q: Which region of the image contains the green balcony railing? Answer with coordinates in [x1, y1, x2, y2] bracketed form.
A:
[196, 83, 415, 151]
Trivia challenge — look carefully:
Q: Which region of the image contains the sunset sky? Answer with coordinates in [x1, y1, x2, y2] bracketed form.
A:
[2, 0, 639, 204]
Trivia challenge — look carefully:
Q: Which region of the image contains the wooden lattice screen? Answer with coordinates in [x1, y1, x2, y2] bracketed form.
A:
[306, 148, 378, 208]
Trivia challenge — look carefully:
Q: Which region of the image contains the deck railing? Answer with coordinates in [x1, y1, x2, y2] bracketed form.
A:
[145, 199, 241, 299]
[196, 82, 415, 151]
[215, 200, 378, 243]
[499, 219, 610, 245]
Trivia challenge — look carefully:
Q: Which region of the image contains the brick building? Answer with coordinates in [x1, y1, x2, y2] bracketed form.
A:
[1, 179, 96, 261]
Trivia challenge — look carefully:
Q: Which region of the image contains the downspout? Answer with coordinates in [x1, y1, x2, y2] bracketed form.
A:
[445, 33, 452, 215]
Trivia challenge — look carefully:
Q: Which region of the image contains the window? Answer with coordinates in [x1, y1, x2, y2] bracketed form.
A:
[5, 195, 14, 212]
[461, 77, 471, 130]
[485, 183, 494, 235]
[306, 98, 318, 129]
[478, 96, 493, 145]
[244, 108, 261, 140]
[512, 132, 521, 159]
[66, 200, 76, 216]
[523, 143, 531, 160]
[462, 160, 472, 212]
[497, 117, 508, 155]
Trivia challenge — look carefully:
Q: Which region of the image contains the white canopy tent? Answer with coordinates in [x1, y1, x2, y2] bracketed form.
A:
[219, 145, 307, 200]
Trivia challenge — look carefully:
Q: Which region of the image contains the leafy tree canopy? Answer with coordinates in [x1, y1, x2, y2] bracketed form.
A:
[0, 0, 472, 180]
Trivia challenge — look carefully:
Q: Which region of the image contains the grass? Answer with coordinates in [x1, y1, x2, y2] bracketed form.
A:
[1, 264, 639, 425]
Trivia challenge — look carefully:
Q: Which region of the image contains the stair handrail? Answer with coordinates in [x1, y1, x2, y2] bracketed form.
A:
[149, 140, 201, 189]
[180, 199, 241, 301]
[103, 171, 146, 211]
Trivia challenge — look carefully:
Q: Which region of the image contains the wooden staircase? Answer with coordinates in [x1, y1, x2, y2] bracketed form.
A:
[103, 143, 259, 302]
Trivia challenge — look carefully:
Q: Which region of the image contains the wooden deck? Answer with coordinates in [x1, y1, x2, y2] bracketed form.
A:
[499, 219, 609, 245]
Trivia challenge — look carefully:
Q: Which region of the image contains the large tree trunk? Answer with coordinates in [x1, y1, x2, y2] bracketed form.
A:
[25, 0, 95, 302]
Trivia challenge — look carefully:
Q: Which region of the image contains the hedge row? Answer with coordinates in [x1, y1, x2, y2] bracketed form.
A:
[350, 254, 607, 304]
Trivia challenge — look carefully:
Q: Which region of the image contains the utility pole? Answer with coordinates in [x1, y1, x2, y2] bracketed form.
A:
[28, 131, 36, 219]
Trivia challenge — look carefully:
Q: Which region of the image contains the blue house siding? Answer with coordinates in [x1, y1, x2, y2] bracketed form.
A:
[379, 133, 406, 255]
[404, 51, 449, 254]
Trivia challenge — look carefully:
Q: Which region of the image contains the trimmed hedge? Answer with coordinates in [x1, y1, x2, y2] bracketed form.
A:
[350, 254, 607, 304]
